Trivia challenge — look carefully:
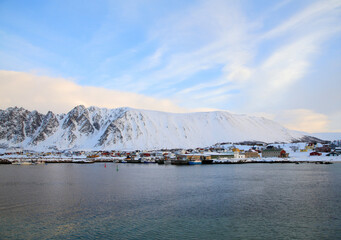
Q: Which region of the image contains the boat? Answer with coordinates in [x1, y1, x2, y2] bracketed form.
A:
[143, 160, 155, 163]
[164, 159, 172, 165]
[72, 160, 95, 164]
[171, 157, 189, 165]
[171, 159, 188, 165]
[0, 159, 12, 164]
[188, 160, 202, 165]
[156, 159, 164, 164]
[157, 156, 172, 164]
[21, 161, 36, 165]
[125, 158, 141, 163]
[11, 160, 35, 165]
[11, 161, 22, 165]
[142, 157, 155, 163]
[201, 159, 213, 164]
[125, 155, 141, 163]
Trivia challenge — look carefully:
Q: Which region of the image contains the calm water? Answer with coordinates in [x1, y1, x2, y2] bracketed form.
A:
[0, 163, 340, 240]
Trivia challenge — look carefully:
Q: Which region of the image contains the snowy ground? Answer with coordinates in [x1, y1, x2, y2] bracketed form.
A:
[1, 142, 340, 163]
[271, 143, 341, 162]
[216, 142, 341, 162]
[1, 153, 340, 163]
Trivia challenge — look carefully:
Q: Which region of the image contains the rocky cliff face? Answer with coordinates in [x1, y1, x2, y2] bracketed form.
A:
[0, 107, 43, 144]
[31, 111, 59, 145]
[0, 105, 307, 150]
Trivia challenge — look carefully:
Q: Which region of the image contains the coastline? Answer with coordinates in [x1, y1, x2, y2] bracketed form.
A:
[0, 157, 338, 164]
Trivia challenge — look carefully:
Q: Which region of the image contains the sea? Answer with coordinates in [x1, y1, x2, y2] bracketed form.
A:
[0, 163, 340, 240]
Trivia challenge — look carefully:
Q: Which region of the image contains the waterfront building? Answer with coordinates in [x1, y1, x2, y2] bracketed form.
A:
[262, 148, 288, 158]
[210, 152, 234, 159]
[245, 151, 260, 158]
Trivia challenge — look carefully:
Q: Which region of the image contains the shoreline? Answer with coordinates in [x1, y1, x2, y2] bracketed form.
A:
[0, 158, 337, 164]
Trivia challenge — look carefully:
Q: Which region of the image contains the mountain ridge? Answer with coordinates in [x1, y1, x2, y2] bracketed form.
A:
[0, 105, 314, 150]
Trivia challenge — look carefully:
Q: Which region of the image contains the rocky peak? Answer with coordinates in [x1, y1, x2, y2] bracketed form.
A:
[68, 105, 88, 120]
[63, 105, 88, 129]
[0, 105, 308, 150]
[31, 111, 59, 144]
[0, 107, 32, 143]
[25, 110, 44, 137]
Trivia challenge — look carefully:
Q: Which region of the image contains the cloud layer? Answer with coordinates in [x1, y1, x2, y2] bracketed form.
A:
[1, 70, 337, 133]
[0, 0, 340, 132]
[0, 70, 186, 114]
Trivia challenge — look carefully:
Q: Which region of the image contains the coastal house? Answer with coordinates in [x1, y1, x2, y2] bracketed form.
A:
[310, 152, 322, 156]
[101, 152, 111, 156]
[209, 147, 226, 153]
[210, 152, 234, 159]
[262, 149, 280, 157]
[279, 150, 289, 158]
[305, 143, 316, 150]
[262, 146, 286, 158]
[234, 151, 245, 159]
[335, 147, 341, 153]
[232, 148, 240, 152]
[245, 151, 260, 158]
[315, 145, 331, 152]
[327, 152, 340, 156]
[141, 152, 151, 157]
[5, 147, 23, 154]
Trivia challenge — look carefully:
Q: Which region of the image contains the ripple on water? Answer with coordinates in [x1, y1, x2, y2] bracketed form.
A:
[0, 163, 340, 239]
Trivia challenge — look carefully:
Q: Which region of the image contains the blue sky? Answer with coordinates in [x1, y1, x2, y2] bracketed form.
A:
[0, 0, 340, 132]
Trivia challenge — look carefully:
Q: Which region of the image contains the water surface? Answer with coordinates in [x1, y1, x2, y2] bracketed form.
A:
[0, 163, 340, 239]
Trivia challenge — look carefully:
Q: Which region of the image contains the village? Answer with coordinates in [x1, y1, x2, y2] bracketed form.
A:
[1, 140, 340, 165]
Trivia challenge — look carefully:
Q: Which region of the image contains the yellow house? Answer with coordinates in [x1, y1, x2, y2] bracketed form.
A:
[305, 143, 316, 150]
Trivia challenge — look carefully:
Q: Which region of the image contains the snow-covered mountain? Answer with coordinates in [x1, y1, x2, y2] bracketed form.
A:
[0, 105, 309, 150]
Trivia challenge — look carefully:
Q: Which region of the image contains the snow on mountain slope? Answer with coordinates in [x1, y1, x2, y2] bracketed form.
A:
[0, 105, 307, 150]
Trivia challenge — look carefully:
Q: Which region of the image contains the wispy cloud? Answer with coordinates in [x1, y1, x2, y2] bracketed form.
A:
[128, 0, 340, 132]
[1, 0, 340, 132]
[115, 0, 252, 93]
[240, 0, 341, 112]
[93, 0, 341, 132]
[262, 0, 341, 40]
[0, 31, 59, 72]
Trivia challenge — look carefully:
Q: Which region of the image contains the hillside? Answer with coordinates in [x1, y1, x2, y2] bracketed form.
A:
[0, 105, 308, 150]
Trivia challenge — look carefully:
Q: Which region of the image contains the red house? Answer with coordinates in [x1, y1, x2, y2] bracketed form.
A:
[280, 150, 289, 158]
[310, 152, 322, 156]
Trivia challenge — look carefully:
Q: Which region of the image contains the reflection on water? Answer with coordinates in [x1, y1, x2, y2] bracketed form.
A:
[0, 163, 340, 239]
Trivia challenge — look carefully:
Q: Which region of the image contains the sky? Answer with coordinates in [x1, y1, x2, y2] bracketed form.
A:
[0, 0, 340, 133]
